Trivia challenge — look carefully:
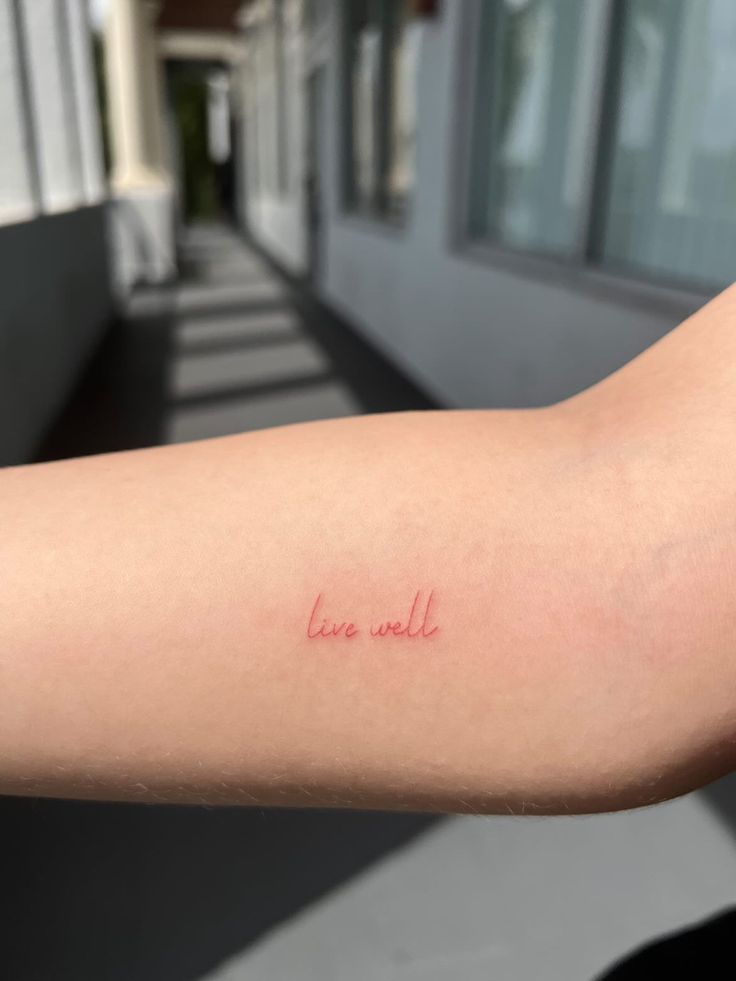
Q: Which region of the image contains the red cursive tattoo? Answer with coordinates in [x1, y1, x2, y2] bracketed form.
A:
[306, 590, 439, 640]
[306, 593, 359, 639]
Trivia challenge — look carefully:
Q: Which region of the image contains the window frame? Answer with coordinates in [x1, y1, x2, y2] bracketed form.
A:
[453, 0, 716, 314]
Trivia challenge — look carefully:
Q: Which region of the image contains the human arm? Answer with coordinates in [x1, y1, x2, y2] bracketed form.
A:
[2, 286, 736, 813]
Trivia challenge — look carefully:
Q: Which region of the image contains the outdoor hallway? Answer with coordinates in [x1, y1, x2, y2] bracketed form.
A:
[36, 222, 435, 463]
[6, 0, 736, 977]
[11, 219, 736, 981]
[3, 219, 444, 981]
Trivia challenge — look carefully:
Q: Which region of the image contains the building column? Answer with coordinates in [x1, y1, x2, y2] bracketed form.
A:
[104, 0, 175, 286]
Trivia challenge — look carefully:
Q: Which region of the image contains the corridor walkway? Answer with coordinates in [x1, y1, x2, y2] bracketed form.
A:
[22, 225, 736, 981]
[38, 222, 434, 461]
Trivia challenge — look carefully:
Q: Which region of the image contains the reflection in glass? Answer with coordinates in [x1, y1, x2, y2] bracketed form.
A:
[602, 0, 736, 287]
[468, 0, 602, 255]
[344, 0, 416, 220]
[348, 0, 381, 210]
[385, 3, 417, 219]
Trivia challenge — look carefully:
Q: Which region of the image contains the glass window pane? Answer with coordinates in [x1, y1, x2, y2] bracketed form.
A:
[601, 0, 736, 288]
[468, 0, 602, 255]
[346, 0, 382, 211]
[385, 2, 417, 220]
[304, 0, 330, 31]
[344, 0, 415, 221]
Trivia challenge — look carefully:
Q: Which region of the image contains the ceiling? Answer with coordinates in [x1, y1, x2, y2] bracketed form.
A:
[156, 0, 244, 32]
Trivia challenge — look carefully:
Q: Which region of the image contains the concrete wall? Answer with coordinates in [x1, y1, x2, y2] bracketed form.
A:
[0, 205, 113, 465]
[243, 2, 709, 409]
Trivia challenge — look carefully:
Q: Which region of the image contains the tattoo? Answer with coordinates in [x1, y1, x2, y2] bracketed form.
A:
[306, 589, 439, 640]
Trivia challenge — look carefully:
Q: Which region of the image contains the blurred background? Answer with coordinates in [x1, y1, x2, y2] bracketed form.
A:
[3, 0, 736, 978]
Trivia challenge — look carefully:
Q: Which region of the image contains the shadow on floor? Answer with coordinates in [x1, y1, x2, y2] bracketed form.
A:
[701, 771, 736, 841]
[3, 797, 434, 981]
[35, 283, 178, 460]
[1, 224, 440, 980]
[593, 906, 736, 979]
[37, 227, 435, 462]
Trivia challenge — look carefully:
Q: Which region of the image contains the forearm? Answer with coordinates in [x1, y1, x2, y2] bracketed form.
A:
[3, 288, 736, 813]
[0, 406, 620, 812]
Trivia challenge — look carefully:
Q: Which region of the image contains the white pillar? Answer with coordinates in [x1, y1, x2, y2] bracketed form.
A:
[103, 0, 175, 286]
[105, 0, 170, 190]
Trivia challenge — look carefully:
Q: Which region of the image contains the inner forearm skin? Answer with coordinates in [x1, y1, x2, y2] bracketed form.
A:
[3, 285, 736, 813]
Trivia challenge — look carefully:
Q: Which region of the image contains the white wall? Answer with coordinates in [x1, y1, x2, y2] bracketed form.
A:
[243, 2, 706, 409]
[321, 3, 706, 408]
[20, 0, 86, 214]
[0, 0, 38, 223]
[66, 0, 106, 205]
[0, 0, 114, 464]
[247, 193, 306, 272]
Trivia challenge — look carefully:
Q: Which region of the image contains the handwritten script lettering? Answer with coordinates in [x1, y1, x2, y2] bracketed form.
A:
[306, 590, 439, 640]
